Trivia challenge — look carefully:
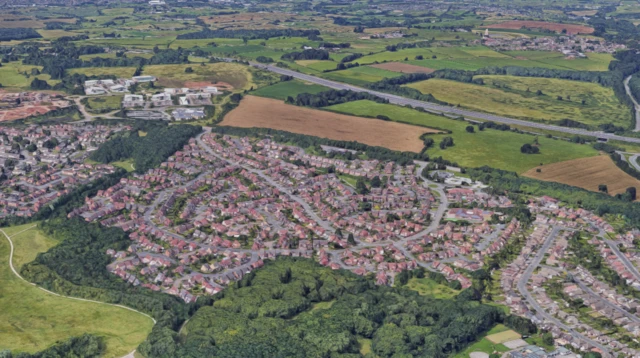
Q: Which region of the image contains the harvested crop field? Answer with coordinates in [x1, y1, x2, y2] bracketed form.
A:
[523, 155, 640, 197]
[221, 96, 439, 152]
[484, 20, 594, 34]
[369, 62, 435, 74]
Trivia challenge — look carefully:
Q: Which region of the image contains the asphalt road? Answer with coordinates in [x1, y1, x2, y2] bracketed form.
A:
[250, 62, 640, 145]
[515, 226, 612, 356]
[624, 75, 640, 132]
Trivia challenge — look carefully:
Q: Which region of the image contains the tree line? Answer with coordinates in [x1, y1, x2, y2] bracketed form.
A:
[212, 126, 434, 166]
[19, 43, 191, 79]
[286, 89, 389, 107]
[281, 49, 330, 61]
[0, 28, 41, 41]
[176, 28, 320, 40]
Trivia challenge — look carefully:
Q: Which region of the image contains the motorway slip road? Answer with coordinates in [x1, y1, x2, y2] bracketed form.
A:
[249, 62, 640, 145]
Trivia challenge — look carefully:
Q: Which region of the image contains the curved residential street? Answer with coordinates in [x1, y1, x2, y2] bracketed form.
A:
[515, 226, 613, 357]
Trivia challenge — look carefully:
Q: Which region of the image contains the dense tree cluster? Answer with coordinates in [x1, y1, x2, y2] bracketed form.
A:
[20, 43, 190, 79]
[319, 42, 350, 49]
[287, 89, 388, 107]
[341, 53, 364, 63]
[520, 143, 540, 154]
[255, 56, 274, 63]
[171, 258, 506, 358]
[90, 123, 202, 173]
[177, 28, 319, 40]
[0, 28, 42, 41]
[281, 49, 330, 61]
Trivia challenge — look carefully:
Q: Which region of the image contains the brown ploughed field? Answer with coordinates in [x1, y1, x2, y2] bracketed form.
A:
[484, 20, 594, 34]
[369, 63, 435, 74]
[221, 96, 440, 152]
[523, 155, 640, 197]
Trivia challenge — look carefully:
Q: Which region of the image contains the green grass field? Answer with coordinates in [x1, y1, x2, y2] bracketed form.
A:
[320, 66, 403, 86]
[250, 80, 329, 100]
[142, 62, 256, 90]
[0, 62, 58, 90]
[112, 159, 135, 172]
[407, 77, 630, 128]
[327, 100, 598, 173]
[405, 277, 461, 299]
[85, 95, 123, 113]
[296, 60, 338, 72]
[452, 336, 511, 358]
[0, 223, 153, 357]
[353, 45, 611, 72]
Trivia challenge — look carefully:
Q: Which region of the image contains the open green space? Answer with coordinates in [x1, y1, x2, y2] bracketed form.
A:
[0, 223, 153, 357]
[320, 66, 403, 86]
[405, 277, 461, 299]
[353, 46, 611, 72]
[112, 158, 136, 172]
[142, 62, 263, 90]
[84, 95, 123, 114]
[0, 62, 58, 90]
[407, 76, 630, 128]
[327, 100, 599, 173]
[296, 60, 338, 72]
[452, 336, 511, 358]
[250, 79, 329, 100]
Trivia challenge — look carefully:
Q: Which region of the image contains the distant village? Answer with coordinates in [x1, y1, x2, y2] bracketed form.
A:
[482, 32, 626, 57]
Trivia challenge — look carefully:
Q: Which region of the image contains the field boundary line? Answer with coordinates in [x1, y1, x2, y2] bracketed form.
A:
[0, 227, 156, 358]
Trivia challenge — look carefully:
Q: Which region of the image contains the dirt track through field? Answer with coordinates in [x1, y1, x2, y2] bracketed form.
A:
[221, 96, 439, 152]
[523, 155, 640, 196]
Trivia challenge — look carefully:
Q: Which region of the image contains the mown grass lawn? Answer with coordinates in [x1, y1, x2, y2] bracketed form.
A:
[85, 95, 123, 114]
[404, 277, 460, 299]
[452, 336, 511, 358]
[112, 159, 136, 172]
[0, 223, 153, 357]
[327, 100, 598, 173]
